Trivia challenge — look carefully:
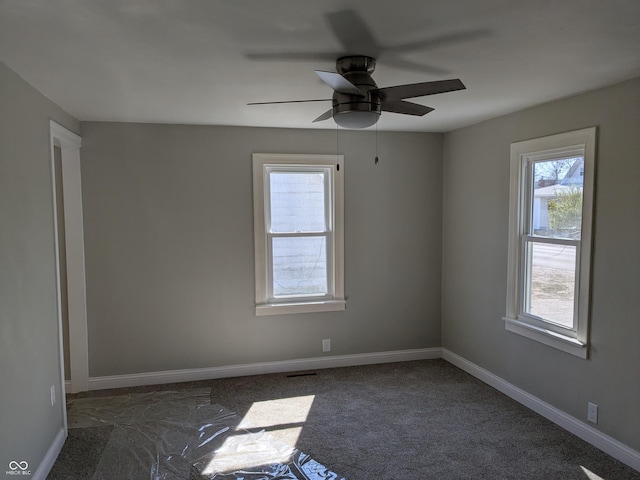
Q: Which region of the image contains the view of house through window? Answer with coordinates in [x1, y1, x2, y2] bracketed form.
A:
[525, 157, 584, 328]
[269, 169, 330, 298]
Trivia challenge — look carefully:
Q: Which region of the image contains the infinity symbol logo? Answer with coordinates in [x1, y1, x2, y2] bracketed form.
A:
[8, 461, 28, 470]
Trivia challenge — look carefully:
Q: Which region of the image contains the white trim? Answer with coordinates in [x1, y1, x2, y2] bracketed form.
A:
[50, 122, 88, 393]
[50, 128, 68, 434]
[505, 127, 596, 356]
[50, 121, 88, 394]
[88, 348, 442, 390]
[504, 316, 587, 358]
[253, 153, 345, 316]
[256, 299, 346, 316]
[50, 121, 81, 147]
[442, 349, 640, 472]
[32, 427, 66, 480]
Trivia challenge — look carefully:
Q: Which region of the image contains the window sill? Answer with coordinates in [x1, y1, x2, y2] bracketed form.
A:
[256, 299, 346, 316]
[504, 316, 588, 359]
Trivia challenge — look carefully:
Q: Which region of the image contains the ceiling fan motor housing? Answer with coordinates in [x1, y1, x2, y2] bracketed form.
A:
[332, 56, 381, 128]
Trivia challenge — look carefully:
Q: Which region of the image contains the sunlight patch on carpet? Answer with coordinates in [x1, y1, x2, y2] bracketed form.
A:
[580, 465, 607, 480]
[237, 395, 315, 446]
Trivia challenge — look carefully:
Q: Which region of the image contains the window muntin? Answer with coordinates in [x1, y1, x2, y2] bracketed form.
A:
[504, 128, 596, 358]
[253, 154, 345, 316]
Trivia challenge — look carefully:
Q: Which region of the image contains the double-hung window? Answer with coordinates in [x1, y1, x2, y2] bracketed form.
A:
[504, 128, 596, 358]
[253, 153, 345, 316]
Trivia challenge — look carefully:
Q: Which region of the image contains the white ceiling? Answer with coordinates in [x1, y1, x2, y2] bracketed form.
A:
[1, 0, 639, 132]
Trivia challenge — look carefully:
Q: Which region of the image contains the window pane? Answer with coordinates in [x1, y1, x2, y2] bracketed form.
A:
[525, 242, 576, 328]
[270, 172, 326, 233]
[272, 236, 327, 298]
[532, 157, 583, 239]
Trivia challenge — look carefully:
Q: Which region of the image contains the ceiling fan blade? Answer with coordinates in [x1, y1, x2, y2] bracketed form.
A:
[326, 9, 382, 58]
[245, 52, 339, 61]
[313, 109, 334, 123]
[385, 29, 491, 53]
[381, 100, 434, 116]
[375, 79, 466, 101]
[377, 53, 449, 75]
[315, 71, 364, 96]
[247, 99, 332, 105]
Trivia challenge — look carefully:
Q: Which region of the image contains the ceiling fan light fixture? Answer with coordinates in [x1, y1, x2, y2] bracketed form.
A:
[333, 110, 380, 129]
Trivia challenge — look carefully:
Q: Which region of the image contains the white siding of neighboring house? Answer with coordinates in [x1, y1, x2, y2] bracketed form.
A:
[533, 159, 584, 232]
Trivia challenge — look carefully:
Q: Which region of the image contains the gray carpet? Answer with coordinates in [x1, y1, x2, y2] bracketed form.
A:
[207, 360, 639, 480]
[47, 425, 113, 479]
[49, 359, 639, 479]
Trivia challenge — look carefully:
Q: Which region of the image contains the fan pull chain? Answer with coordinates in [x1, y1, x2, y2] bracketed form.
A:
[375, 122, 379, 164]
[336, 123, 340, 170]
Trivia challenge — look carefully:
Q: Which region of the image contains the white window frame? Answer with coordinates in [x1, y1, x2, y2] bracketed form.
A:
[504, 127, 596, 358]
[253, 153, 345, 316]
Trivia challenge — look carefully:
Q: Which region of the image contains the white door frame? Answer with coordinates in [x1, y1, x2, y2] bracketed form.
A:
[50, 121, 88, 394]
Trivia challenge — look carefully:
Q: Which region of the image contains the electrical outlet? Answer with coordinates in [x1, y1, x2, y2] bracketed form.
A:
[50, 385, 56, 406]
[322, 339, 331, 352]
[587, 402, 598, 424]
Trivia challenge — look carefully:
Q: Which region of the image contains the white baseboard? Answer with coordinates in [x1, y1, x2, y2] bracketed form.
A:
[32, 427, 66, 480]
[88, 347, 442, 391]
[442, 348, 640, 472]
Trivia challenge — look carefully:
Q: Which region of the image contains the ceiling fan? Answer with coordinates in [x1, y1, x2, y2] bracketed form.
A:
[247, 10, 475, 129]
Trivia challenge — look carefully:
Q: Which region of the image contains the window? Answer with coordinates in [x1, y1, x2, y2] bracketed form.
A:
[504, 128, 596, 358]
[253, 153, 345, 316]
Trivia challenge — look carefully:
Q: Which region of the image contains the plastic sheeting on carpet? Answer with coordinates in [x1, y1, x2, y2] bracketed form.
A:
[66, 389, 345, 480]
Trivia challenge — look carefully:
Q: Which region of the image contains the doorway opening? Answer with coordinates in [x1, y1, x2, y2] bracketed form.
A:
[50, 121, 88, 397]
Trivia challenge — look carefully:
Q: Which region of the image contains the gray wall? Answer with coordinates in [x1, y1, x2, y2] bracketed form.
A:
[442, 77, 640, 451]
[0, 62, 79, 471]
[80, 123, 444, 376]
